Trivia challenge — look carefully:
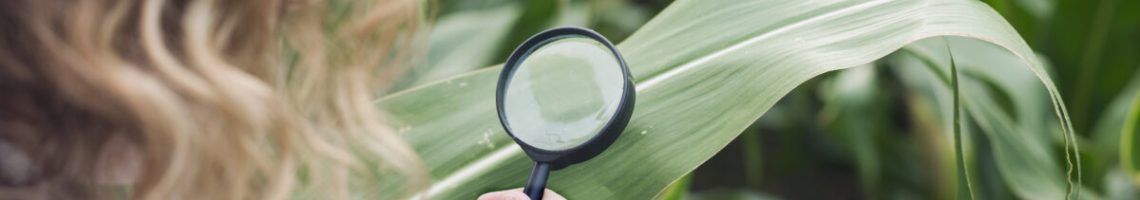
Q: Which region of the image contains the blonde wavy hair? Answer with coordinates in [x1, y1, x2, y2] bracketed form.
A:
[0, 0, 427, 199]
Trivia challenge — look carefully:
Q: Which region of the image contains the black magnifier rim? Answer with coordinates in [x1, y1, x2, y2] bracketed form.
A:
[495, 27, 635, 169]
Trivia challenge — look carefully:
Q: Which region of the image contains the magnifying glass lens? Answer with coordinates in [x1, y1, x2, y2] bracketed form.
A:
[503, 36, 625, 151]
[496, 27, 634, 200]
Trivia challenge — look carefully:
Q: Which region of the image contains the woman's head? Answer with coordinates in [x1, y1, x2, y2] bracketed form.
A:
[0, 0, 427, 199]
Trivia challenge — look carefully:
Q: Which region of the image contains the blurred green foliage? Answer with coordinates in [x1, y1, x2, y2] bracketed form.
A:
[403, 0, 1140, 199]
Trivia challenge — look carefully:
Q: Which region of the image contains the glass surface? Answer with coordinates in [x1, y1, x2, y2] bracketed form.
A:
[503, 36, 625, 151]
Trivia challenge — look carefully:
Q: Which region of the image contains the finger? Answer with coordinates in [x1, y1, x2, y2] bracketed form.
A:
[477, 188, 567, 200]
[477, 189, 529, 200]
[542, 189, 567, 200]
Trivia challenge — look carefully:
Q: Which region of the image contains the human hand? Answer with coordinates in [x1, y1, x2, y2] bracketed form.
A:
[477, 188, 566, 200]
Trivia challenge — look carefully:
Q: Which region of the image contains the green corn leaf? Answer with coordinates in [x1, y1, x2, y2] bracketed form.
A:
[688, 189, 781, 200]
[654, 173, 691, 200]
[819, 65, 887, 198]
[949, 41, 973, 200]
[376, 0, 1080, 199]
[1083, 71, 1140, 192]
[389, 5, 519, 91]
[893, 38, 1074, 199]
[1120, 91, 1140, 184]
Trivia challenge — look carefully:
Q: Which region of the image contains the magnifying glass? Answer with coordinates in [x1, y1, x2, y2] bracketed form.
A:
[496, 27, 635, 200]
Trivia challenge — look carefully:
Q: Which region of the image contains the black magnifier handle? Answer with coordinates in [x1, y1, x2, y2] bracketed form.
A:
[523, 162, 551, 200]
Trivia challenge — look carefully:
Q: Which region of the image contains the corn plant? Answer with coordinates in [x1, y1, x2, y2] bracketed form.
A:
[375, 0, 1140, 199]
